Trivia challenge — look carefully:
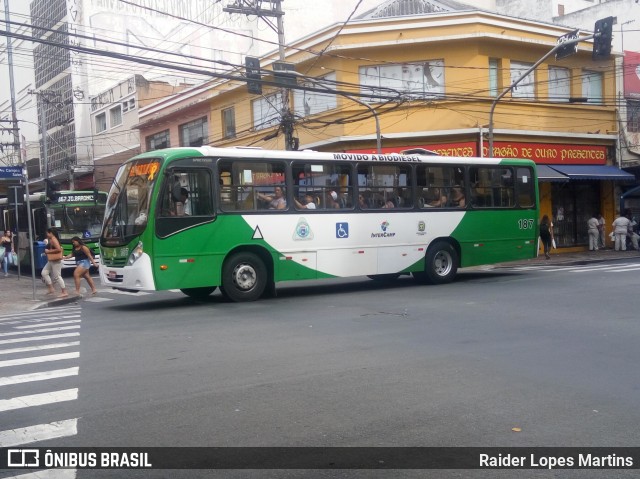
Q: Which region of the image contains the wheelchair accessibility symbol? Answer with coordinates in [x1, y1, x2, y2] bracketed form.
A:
[336, 223, 349, 239]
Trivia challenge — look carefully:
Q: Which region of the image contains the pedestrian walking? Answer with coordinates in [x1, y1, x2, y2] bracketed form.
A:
[1, 230, 13, 277]
[539, 214, 553, 259]
[587, 213, 599, 251]
[596, 213, 606, 249]
[612, 212, 631, 251]
[41, 228, 69, 298]
[63, 236, 99, 296]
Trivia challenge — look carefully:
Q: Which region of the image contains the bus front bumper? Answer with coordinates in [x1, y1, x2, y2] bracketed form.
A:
[99, 253, 156, 291]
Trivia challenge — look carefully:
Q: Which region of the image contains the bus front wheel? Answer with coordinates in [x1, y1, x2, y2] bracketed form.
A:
[221, 252, 267, 302]
[180, 286, 217, 299]
[414, 241, 458, 284]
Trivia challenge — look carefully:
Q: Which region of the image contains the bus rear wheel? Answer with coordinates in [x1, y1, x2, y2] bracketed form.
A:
[180, 286, 217, 299]
[221, 252, 267, 302]
[413, 241, 458, 284]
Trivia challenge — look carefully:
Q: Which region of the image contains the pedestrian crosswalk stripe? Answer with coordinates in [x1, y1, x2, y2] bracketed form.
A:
[0, 306, 80, 321]
[15, 320, 81, 329]
[0, 341, 80, 356]
[0, 418, 78, 447]
[0, 333, 80, 345]
[0, 326, 80, 337]
[2, 470, 77, 479]
[0, 352, 79, 368]
[0, 367, 79, 387]
[0, 388, 78, 412]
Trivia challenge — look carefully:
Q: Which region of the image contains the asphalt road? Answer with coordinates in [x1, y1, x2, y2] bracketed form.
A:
[3, 258, 640, 478]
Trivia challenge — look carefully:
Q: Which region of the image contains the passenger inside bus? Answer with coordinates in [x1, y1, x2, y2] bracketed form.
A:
[325, 190, 341, 209]
[257, 187, 287, 210]
[450, 186, 466, 207]
[420, 188, 447, 208]
[294, 194, 317, 210]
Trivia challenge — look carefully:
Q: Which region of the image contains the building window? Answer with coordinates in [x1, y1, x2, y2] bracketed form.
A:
[548, 66, 570, 102]
[359, 61, 444, 102]
[489, 58, 499, 97]
[510, 61, 535, 99]
[122, 98, 136, 113]
[109, 105, 122, 127]
[146, 130, 170, 150]
[582, 71, 603, 104]
[179, 117, 208, 147]
[222, 107, 236, 138]
[95, 112, 106, 133]
[628, 100, 640, 133]
[252, 93, 284, 130]
[294, 72, 338, 117]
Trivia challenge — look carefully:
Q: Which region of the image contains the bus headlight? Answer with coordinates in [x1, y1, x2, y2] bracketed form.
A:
[128, 241, 144, 266]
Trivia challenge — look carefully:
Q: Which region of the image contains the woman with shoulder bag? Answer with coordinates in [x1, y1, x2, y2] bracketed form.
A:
[41, 228, 68, 297]
[1, 230, 13, 277]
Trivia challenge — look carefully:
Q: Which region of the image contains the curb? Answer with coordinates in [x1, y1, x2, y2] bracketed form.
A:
[30, 295, 82, 311]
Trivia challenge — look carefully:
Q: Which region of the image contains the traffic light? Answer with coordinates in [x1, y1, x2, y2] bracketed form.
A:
[593, 16, 614, 60]
[245, 56, 262, 95]
[45, 178, 59, 202]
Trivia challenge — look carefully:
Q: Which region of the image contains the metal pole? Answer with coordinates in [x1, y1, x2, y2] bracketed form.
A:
[11, 187, 20, 280]
[3, 0, 20, 166]
[347, 95, 381, 154]
[23, 170, 37, 300]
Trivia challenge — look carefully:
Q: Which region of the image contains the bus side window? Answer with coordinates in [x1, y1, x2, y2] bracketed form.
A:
[517, 167, 535, 207]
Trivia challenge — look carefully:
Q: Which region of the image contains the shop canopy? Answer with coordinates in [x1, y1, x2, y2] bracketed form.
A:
[536, 165, 569, 182]
[547, 164, 636, 181]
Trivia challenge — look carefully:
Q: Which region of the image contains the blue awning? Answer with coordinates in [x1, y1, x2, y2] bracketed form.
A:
[548, 164, 636, 181]
[537, 165, 569, 182]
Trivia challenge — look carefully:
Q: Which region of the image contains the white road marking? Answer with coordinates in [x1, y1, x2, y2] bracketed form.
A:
[0, 388, 78, 412]
[0, 352, 79, 368]
[0, 367, 79, 387]
[15, 320, 81, 329]
[0, 342, 80, 356]
[3, 470, 77, 479]
[0, 333, 80, 345]
[0, 418, 78, 447]
[0, 326, 80, 337]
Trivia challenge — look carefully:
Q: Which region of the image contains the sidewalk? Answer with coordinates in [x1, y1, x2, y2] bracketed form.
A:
[1, 248, 638, 315]
[0, 269, 81, 315]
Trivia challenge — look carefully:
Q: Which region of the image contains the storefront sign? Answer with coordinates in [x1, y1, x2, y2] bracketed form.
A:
[348, 141, 607, 165]
[482, 142, 607, 164]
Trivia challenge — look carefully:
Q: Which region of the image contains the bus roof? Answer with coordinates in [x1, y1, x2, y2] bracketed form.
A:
[131, 146, 537, 167]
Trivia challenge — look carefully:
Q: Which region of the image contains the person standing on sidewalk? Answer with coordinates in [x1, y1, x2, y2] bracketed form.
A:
[1, 230, 13, 277]
[63, 236, 98, 296]
[612, 212, 631, 251]
[539, 215, 553, 259]
[587, 214, 600, 251]
[596, 213, 606, 249]
[41, 228, 68, 298]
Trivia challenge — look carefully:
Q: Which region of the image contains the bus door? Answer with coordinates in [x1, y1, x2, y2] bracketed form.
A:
[153, 165, 217, 290]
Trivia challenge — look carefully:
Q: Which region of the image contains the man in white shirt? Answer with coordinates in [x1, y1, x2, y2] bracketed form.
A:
[587, 214, 599, 251]
[612, 213, 631, 251]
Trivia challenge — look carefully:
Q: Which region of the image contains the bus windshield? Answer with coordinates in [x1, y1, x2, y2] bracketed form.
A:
[53, 203, 104, 240]
[102, 158, 161, 244]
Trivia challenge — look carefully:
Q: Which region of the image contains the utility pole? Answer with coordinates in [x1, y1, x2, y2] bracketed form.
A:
[3, 0, 21, 166]
[224, 0, 297, 150]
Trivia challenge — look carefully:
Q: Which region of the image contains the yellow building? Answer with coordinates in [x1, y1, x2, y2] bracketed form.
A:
[137, 3, 634, 251]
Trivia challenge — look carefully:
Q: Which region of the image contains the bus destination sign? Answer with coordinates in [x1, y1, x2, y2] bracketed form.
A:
[56, 193, 97, 203]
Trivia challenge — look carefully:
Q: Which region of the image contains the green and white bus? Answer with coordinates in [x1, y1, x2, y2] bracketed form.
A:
[99, 147, 539, 301]
[1, 190, 107, 270]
